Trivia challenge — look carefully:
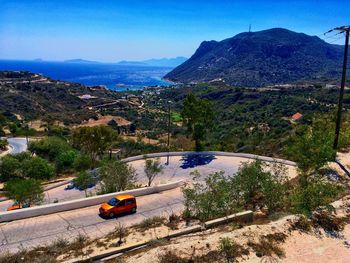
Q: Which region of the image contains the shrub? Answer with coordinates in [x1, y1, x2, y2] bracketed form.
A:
[144, 157, 163, 186]
[73, 171, 95, 197]
[219, 237, 248, 263]
[0, 155, 21, 181]
[22, 156, 55, 180]
[134, 216, 166, 231]
[182, 171, 239, 221]
[4, 178, 44, 206]
[73, 154, 92, 171]
[28, 136, 71, 161]
[56, 150, 77, 172]
[290, 175, 343, 216]
[98, 160, 137, 194]
[0, 138, 8, 151]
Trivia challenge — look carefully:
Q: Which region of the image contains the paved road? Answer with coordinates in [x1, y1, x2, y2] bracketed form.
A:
[0, 155, 297, 253]
[6, 137, 28, 154]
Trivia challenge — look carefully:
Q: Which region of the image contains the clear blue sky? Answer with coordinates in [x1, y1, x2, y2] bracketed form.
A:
[0, 0, 349, 62]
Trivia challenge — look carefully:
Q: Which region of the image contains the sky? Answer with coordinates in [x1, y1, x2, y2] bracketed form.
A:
[0, 0, 349, 62]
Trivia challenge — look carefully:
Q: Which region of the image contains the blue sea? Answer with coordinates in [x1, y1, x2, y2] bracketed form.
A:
[0, 60, 173, 91]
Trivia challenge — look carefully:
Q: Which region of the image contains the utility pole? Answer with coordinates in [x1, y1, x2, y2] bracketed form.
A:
[333, 26, 350, 150]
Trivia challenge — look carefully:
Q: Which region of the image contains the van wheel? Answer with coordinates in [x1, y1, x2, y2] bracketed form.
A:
[131, 208, 136, 214]
[109, 212, 115, 218]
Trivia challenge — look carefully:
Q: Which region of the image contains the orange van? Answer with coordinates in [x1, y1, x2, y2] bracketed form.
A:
[99, 194, 137, 218]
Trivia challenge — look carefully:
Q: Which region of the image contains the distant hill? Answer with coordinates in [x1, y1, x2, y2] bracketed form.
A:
[0, 71, 121, 124]
[117, 57, 187, 68]
[165, 28, 347, 87]
[64, 59, 99, 64]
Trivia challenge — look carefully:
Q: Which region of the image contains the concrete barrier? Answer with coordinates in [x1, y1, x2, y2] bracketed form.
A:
[66, 210, 253, 263]
[204, 210, 253, 228]
[0, 180, 184, 222]
[122, 151, 297, 166]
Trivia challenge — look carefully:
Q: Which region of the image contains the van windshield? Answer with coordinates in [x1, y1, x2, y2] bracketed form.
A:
[107, 197, 120, 206]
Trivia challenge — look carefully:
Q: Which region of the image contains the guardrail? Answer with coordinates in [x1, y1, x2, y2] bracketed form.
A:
[122, 151, 297, 166]
[0, 180, 184, 222]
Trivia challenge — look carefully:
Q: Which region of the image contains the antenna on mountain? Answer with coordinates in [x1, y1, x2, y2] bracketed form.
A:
[249, 24, 251, 33]
[331, 25, 350, 149]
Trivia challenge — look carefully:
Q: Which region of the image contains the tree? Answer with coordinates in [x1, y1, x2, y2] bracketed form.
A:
[0, 138, 8, 151]
[98, 160, 137, 194]
[0, 155, 21, 182]
[285, 118, 336, 175]
[28, 136, 72, 161]
[22, 156, 55, 180]
[232, 160, 288, 213]
[73, 171, 94, 197]
[4, 178, 44, 206]
[71, 125, 116, 167]
[56, 150, 77, 172]
[73, 154, 93, 171]
[181, 93, 214, 151]
[144, 158, 163, 186]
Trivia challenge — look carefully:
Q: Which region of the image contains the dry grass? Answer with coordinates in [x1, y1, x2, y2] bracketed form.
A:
[247, 232, 287, 259]
[134, 216, 167, 232]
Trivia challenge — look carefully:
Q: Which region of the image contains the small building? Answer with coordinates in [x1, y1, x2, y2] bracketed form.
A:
[291, 112, 303, 121]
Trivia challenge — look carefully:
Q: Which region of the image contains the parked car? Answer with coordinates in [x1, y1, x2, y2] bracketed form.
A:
[99, 194, 137, 218]
[7, 203, 31, 211]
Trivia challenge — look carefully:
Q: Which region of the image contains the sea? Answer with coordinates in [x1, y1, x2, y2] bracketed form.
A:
[0, 60, 173, 91]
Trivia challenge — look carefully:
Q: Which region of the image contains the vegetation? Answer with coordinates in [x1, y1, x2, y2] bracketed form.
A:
[181, 93, 214, 151]
[144, 157, 163, 186]
[4, 178, 44, 206]
[72, 125, 116, 167]
[0, 138, 8, 151]
[0, 153, 54, 182]
[98, 160, 137, 194]
[73, 171, 95, 197]
[22, 156, 55, 180]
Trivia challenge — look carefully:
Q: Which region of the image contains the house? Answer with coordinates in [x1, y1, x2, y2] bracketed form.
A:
[291, 112, 303, 121]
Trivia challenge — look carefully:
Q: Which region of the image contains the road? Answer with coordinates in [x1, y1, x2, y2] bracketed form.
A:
[6, 137, 28, 154]
[0, 155, 297, 253]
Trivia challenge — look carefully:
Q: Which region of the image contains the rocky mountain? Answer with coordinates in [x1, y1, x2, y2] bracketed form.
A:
[165, 28, 346, 87]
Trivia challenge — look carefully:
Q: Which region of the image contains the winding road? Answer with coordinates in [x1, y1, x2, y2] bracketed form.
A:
[0, 155, 297, 254]
[6, 137, 28, 155]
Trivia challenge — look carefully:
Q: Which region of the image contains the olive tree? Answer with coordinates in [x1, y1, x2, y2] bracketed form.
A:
[144, 158, 163, 186]
[4, 178, 44, 206]
[71, 125, 116, 167]
[98, 160, 137, 194]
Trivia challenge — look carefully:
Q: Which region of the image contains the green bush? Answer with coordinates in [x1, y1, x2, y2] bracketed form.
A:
[28, 136, 72, 161]
[73, 154, 92, 171]
[182, 171, 240, 221]
[73, 171, 94, 197]
[0, 138, 8, 151]
[98, 160, 137, 194]
[56, 150, 77, 172]
[290, 175, 343, 216]
[4, 178, 44, 206]
[22, 156, 55, 180]
[0, 155, 21, 181]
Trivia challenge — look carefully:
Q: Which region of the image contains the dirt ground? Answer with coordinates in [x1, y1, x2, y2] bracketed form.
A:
[77, 115, 131, 127]
[117, 196, 350, 263]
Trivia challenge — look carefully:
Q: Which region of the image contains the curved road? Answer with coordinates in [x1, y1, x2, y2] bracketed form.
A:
[6, 137, 28, 155]
[0, 155, 297, 253]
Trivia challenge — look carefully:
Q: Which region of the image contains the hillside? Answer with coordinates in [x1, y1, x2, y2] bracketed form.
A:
[165, 28, 346, 87]
[0, 71, 122, 124]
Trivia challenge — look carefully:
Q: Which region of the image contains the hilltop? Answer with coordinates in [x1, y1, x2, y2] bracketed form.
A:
[165, 28, 347, 87]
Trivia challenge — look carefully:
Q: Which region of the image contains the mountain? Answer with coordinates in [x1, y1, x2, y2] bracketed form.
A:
[64, 59, 99, 64]
[117, 57, 187, 68]
[165, 28, 346, 87]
